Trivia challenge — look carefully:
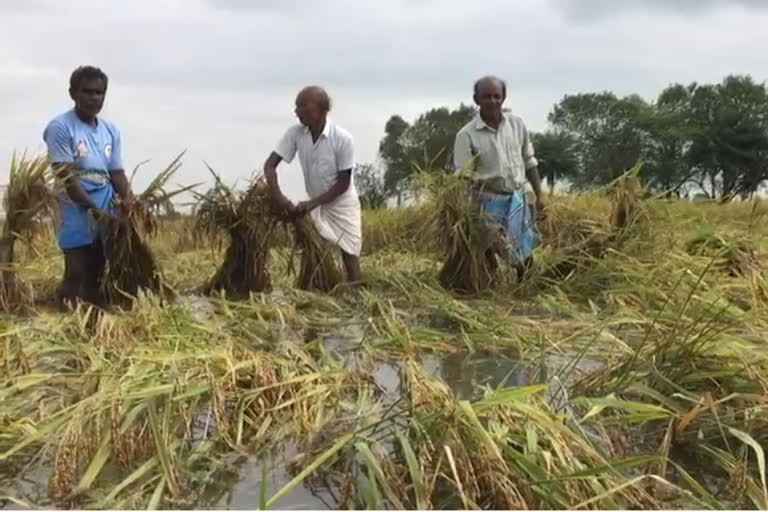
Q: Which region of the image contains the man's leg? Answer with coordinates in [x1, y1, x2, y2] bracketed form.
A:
[82, 241, 106, 307]
[57, 245, 91, 310]
[341, 250, 362, 283]
[516, 255, 534, 282]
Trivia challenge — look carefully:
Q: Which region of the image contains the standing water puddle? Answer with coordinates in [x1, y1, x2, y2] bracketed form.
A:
[211, 444, 337, 510]
[323, 333, 603, 405]
[2, 322, 603, 509]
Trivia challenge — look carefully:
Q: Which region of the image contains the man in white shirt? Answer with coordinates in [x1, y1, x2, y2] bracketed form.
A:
[453, 75, 547, 280]
[263, 85, 362, 283]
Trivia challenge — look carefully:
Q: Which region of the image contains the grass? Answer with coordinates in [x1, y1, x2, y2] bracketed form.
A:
[1, 183, 767, 509]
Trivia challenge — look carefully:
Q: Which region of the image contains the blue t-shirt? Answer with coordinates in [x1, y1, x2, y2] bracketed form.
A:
[43, 109, 124, 180]
[43, 109, 124, 249]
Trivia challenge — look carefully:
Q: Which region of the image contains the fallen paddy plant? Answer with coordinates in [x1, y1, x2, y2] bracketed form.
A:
[0, 152, 54, 310]
[98, 151, 192, 308]
[195, 170, 277, 297]
[1, 158, 768, 509]
[287, 216, 344, 293]
[416, 170, 499, 295]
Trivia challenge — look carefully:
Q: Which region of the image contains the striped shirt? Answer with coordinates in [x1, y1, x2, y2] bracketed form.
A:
[453, 113, 538, 194]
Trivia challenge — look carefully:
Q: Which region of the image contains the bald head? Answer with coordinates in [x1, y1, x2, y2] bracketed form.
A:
[473, 75, 506, 102]
[297, 85, 331, 112]
[473, 75, 507, 125]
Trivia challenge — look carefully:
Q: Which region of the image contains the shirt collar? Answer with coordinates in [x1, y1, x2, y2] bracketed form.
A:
[303, 117, 332, 138]
[473, 112, 506, 131]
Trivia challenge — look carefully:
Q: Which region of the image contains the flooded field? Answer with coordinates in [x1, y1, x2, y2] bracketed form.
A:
[2, 195, 768, 509]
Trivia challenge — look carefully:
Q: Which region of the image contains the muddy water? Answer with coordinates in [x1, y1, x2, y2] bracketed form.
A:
[212, 340, 604, 509]
[211, 444, 336, 510]
[2, 320, 603, 510]
[323, 333, 603, 404]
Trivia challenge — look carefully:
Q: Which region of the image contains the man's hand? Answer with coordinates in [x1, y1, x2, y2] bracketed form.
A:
[118, 194, 136, 217]
[88, 207, 109, 222]
[271, 194, 294, 218]
[535, 194, 547, 219]
[293, 200, 317, 218]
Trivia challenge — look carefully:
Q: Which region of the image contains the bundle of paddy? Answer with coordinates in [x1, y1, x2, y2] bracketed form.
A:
[98, 151, 192, 308]
[414, 170, 499, 295]
[686, 231, 761, 277]
[608, 163, 646, 234]
[287, 215, 344, 293]
[538, 165, 649, 281]
[0, 152, 55, 311]
[194, 171, 277, 297]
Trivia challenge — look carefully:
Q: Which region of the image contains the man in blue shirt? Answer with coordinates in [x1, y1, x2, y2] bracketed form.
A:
[43, 65, 135, 308]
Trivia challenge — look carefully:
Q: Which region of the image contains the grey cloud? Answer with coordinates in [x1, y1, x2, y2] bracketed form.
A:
[1, 0, 767, 195]
[553, 0, 768, 21]
[204, 0, 317, 13]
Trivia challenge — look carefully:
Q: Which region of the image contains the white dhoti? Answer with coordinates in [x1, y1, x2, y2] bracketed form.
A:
[273, 118, 363, 256]
[309, 194, 362, 256]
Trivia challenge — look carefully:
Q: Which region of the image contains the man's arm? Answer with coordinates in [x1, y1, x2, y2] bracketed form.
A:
[295, 134, 354, 215]
[299, 170, 351, 212]
[106, 127, 135, 203]
[263, 151, 293, 213]
[521, 122, 546, 211]
[453, 131, 474, 174]
[109, 171, 134, 202]
[53, 163, 101, 211]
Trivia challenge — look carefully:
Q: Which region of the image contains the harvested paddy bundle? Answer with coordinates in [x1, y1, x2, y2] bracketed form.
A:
[98, 151, 191, 307]
[416, 171, 498, 295]
[287, 215, 344, 293]
[540, 164, 648, 280]
[195, 171, 277, 297]
[608, 163, 645, 232]
[0, 152, 55, 310]
[686, 231, 761, 277]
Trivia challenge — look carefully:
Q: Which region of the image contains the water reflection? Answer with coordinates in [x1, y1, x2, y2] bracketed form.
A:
[423, 348, 547, 401]
[212, 444, 336, 510]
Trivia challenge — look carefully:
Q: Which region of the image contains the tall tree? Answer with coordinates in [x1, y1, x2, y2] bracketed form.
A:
[354, 163, 387, 210]
[379, 104, 475, 201]
[531, 131, 579, 192]
[685, 75, 768, 200]
[379, 115, 410, 202]
[548, 92, 651, 188]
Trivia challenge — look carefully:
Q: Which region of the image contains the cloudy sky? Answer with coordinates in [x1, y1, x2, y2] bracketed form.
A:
[1, 0, 766, 203]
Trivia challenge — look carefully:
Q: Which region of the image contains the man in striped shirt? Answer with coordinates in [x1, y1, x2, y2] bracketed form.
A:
[453, 75, 547, 280]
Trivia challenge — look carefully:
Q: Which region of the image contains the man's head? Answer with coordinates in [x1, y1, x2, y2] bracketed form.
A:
[69, 66, 109, 118]
[473, 75, 506, 119]
[294, 85, 331, 127]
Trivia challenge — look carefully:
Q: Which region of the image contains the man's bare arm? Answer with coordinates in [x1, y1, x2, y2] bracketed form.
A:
[109, 170, 134, 201]
[304, 170, 351, 210]
[263, 151, 293, 211]
[54, 163, 100, 211]
[526, 166, 544, 199]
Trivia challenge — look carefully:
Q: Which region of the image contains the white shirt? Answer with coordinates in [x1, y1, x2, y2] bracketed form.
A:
[453, 113, 538, 193]
[275, 118, 358, 203]
[274, 118, 362, 256]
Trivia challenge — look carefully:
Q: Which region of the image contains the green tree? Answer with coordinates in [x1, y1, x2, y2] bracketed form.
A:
[685, 75, 768, 200]
[531, 131, 579, 192]
[354, 163, 387, 210]
[548, 92, 651, 188]
[379, 104, 475, 202]
[379, 115, 410, 201]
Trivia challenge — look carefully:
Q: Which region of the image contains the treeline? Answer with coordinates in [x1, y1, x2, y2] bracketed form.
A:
[355, 74, 768, 207]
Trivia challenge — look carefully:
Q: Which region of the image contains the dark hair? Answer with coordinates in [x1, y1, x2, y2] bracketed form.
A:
[69, 65, 108, 92]
[473, 75, 506, 100]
